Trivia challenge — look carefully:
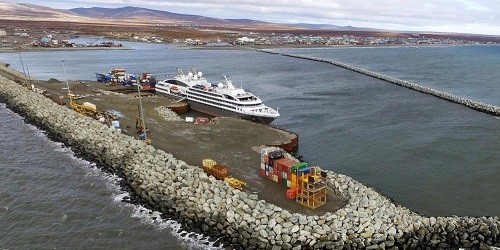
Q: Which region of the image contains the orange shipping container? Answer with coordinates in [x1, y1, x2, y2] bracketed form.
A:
[286, 187, 300, 199]
[204, 164, 228, 180]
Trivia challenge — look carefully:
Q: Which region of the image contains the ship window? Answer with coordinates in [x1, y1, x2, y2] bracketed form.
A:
[224, 94, 236, 100]
[166, 79, 189, 87]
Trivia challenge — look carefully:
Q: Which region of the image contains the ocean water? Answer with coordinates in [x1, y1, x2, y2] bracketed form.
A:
[0, 104, 219, 249]
[1, 43, 499, 247]
[276, 45, 500, 106]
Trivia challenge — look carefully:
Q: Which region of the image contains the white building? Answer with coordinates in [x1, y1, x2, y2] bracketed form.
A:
[0, 30, 6, 37]
[237, 37, 255, 45]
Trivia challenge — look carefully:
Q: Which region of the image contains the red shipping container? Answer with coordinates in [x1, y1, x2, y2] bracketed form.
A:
[274, 158, 299, 176]
[286, 187, 300, 199]
[260, 169, 266, 177]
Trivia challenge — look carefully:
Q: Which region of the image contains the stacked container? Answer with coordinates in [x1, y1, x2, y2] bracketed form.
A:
[259, 149, 328, 208]
[273, 158, 300, 188]
[260, 147, 284, 181]
[260, 147, 301, 187]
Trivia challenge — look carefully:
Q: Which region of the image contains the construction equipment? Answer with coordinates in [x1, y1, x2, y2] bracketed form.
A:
[136, 116, 150, 134]
[224, 177, 247, 190]
[202, 159, 246, 190]
[70, 100, 99, 118]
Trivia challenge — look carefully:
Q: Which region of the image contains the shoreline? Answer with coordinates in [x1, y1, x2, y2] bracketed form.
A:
[0, 46, 132, 53]
[2, 38, 496, 52]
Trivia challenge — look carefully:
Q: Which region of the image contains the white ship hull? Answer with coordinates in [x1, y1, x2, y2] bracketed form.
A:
[188, 100, 277, 124]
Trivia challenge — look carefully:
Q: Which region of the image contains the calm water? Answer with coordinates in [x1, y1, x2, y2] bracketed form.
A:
[276, 45, 500, 106]
[1, 42, 499, 247]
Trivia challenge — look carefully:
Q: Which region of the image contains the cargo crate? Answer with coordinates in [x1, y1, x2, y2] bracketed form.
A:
[202, 159, 217, 168]
[286, 187, 300, 199]
[209, 164, 228, 180]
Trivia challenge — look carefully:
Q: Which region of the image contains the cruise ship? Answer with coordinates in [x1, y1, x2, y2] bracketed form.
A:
[155, 69, 279, 124]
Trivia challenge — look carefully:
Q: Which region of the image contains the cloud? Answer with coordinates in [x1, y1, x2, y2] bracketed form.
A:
[8, 0, 500, 35]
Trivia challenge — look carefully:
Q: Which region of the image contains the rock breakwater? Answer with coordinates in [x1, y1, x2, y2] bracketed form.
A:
[156, 106, 183, 121]
[0, 74, 498, 249]
[257, 49, 500, 117]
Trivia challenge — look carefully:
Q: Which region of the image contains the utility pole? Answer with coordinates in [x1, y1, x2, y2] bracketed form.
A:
[17, 47, 28, 86]
[61, 60, 71, 101]
[137, 84, 147, 141]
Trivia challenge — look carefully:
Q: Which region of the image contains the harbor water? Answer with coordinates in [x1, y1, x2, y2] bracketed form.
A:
[1, 42, 499, 247]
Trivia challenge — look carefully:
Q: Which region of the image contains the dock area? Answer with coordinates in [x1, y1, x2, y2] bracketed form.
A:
[2, 64, 346, 215]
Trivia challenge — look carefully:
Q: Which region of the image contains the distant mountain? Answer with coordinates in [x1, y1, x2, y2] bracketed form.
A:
[0, 1, 77, 19]
[70, 6, 216, 22]
[69, 6, 275, 27]
[0, 1, 381, 32]
[291, 23, 384, 32]
[0, 2, 280, 28]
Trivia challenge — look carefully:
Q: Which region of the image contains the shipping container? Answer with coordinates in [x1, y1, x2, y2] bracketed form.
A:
[260, 163, 265, 170]
[260, 147, 276, 155]
[202, 159, 217, 168]
[297, 166, 311, 176]
[292, 162, 309, 174]
[273, 175, 279, 182]
[263, 156, 269, 164]
[274, 158, 299, 176]
[260, 169, 266, 177]
[286, 187, 300, 199]
[207, 164, 228, 180]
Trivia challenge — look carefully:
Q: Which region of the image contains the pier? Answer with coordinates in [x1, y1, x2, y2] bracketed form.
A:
[257, 49, 500, 117]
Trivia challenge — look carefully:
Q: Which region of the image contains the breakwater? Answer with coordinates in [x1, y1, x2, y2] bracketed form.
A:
[257, 49, 500, 117]
[0, 73, 498, 249]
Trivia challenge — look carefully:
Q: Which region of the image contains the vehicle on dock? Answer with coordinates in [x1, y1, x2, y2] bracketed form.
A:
[155, 68, 279, 124]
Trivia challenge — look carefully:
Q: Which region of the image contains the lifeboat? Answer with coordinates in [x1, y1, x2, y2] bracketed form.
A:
[170, 85, 180, 93]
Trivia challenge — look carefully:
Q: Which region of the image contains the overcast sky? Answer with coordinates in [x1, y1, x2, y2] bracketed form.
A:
[9, 0, 500, 35]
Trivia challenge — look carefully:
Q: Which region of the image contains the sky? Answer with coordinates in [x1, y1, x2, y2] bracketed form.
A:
[8, 0, 500, 35]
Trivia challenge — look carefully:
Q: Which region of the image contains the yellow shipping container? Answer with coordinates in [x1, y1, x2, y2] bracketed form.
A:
[202, 159, 216, 169]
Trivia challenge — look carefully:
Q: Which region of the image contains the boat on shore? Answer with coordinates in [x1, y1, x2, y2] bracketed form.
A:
[156, 69, 279, 124]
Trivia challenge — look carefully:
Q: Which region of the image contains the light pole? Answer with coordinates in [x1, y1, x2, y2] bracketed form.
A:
[137, 84, 147, 141]
[61, 60, 71, 100]
[17, 47, 28, 86]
